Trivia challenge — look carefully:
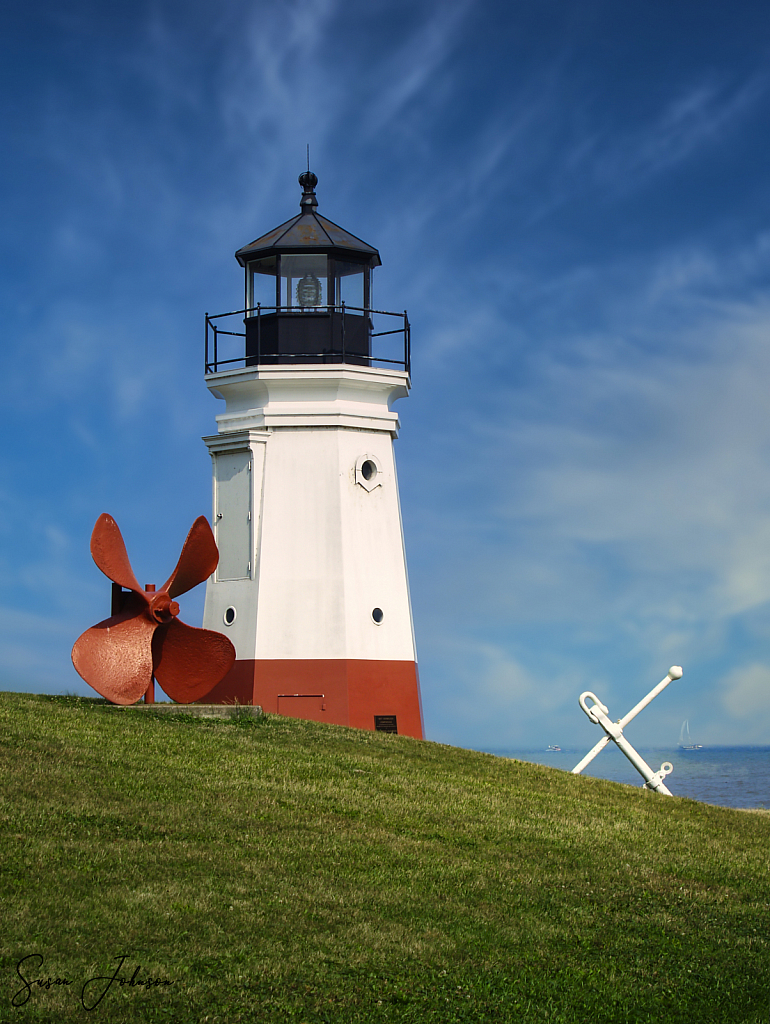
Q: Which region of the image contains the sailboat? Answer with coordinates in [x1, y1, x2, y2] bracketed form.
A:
[678, 720, 703, 750]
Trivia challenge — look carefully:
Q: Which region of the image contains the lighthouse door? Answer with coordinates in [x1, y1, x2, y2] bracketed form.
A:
[277, 694, 327, 721]
[214, 451, 252, 580]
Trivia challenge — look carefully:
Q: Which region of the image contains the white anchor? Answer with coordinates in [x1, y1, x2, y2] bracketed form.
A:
[572, 666, 682, 795]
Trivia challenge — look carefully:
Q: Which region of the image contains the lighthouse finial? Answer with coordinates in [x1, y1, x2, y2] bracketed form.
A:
[298, 166, 318, 213]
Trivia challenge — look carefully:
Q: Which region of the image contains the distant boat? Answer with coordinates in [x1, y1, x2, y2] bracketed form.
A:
[678, 720, 703, 750]
[546, 744, 562, 752]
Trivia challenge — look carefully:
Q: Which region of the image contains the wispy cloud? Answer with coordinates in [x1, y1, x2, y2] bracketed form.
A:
[596, 73, 768, 192]
[360, 0, 473, 139]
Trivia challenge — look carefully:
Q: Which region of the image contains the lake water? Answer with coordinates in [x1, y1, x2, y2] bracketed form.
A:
[481, 745, 770, 809]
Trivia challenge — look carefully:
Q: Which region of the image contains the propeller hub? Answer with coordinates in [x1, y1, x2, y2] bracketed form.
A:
[148, 591, 180, 624]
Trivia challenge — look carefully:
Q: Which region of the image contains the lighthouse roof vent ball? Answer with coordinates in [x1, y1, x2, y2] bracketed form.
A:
[72, 514, 235, 705]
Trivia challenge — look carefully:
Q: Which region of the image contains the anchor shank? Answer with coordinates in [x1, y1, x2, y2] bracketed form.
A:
[617, 668, 681, 730]
[571, 734, 610, 774]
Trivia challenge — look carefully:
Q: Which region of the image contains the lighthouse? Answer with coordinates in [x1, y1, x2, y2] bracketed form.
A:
[199, 171, 423, 739]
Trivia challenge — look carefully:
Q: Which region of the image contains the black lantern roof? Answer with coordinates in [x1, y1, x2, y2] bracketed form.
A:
[234, 171, 381, 268]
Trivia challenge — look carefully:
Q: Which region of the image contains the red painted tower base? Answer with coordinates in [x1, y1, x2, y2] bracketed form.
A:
[200, 659, 424, 739]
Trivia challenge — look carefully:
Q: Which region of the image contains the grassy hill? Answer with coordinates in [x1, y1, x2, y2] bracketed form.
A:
[1, 691, 768, 1023]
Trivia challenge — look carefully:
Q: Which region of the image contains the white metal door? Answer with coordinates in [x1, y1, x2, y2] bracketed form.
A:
[215, 451, 251, 580]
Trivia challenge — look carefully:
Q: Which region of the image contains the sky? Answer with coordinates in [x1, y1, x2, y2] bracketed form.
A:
[3, 0, 770, 751]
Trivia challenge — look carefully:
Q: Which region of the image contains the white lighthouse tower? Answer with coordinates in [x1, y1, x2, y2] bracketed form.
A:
[200, 171, 423, 739]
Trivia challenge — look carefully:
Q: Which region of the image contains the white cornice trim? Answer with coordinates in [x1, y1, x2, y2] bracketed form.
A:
[202, 429, 270, 453]
[204, 363, 409, 437]
[205, 362, 410, 390]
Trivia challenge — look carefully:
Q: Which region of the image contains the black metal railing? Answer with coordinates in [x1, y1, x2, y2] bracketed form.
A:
[204, 303, 410, 376]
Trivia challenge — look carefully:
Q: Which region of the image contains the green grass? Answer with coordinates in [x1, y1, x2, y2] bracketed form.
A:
[1, 691, 768, 1023]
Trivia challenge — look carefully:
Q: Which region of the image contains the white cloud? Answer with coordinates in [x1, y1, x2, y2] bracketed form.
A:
[407, 227, 770, 745]
[421, 630, 588, 747]
[719, 663, 770, 741]
[444, 255, 770, 618]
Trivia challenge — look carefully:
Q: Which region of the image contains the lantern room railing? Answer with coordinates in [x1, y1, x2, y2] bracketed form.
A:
[204, 304, 410, 376]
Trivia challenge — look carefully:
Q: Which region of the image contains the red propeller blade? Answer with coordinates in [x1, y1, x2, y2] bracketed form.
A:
[161, 516, 219, 599]
[72, 611, 156, 705]
[90, 514, 144, 596]
[152, 619, 236, 703]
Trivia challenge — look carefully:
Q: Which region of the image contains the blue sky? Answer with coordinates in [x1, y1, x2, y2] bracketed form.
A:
[3, 0, 770, 750]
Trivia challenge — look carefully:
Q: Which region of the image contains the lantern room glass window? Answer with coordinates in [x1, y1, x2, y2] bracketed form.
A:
[335, 260, 366, 311]
[246, 256, 277, 314]
[280, 254, 328, 310]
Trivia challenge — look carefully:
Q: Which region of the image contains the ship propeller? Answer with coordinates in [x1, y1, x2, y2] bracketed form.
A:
[72, 514, 235, 705]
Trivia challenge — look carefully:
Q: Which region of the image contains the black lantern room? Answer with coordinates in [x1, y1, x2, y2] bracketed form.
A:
[235, 171, 381, 366]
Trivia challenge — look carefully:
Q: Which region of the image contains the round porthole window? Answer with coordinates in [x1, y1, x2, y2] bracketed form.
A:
[224, 606, 237, 626]
[372, 607, 384, 624]
[356, 454, 382, 491]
